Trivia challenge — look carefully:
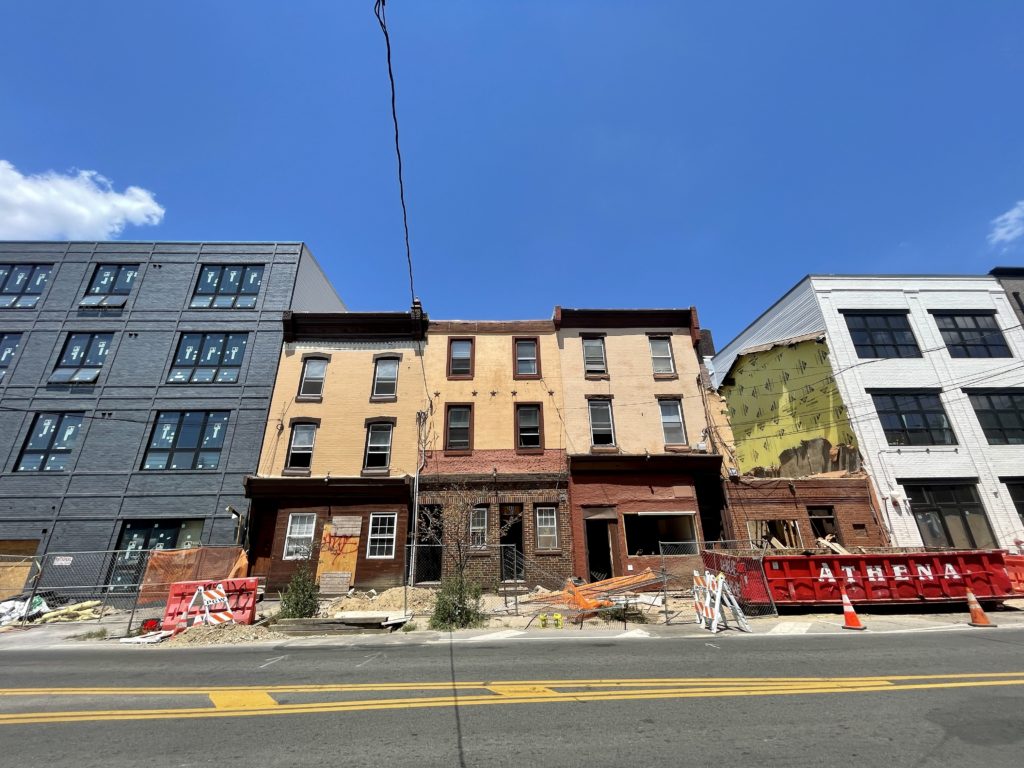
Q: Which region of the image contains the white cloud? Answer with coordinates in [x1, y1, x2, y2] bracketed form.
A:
[988, 199, 1024, 247]
[0, 159, 164, 240]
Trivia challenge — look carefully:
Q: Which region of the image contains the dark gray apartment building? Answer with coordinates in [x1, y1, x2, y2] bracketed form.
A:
[0, 241, 344, 566]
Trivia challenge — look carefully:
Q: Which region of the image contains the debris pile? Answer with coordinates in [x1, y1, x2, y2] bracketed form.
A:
[38, 601, 114, 623]
[323, 586, 435, 615]
[163, 623, 285, 647]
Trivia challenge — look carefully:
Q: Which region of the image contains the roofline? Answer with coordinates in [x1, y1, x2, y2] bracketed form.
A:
[714, 275, 813, 356]
[990, 267, 1024, 278]
[283, 307, 428, 342]
[807, 273, 998, 280]
[553, 306, 696, 332]
[244, 474, 412, 499]
[0, 240, 308, 245]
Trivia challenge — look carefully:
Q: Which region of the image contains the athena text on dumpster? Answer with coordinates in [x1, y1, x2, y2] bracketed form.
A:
[816, 562, 963, 583]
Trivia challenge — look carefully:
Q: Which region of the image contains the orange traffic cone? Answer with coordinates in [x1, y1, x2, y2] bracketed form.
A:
[965, 589, 997, 628]
[840, 586, 865, 631]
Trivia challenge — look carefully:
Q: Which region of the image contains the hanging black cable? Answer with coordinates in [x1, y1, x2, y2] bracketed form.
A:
[374, 0, 417, 307]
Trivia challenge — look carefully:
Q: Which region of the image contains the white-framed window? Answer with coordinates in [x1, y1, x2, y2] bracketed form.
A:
[364, 422, 393, 469]
[659, 399, 686, 444]
[286, 423, 316, 470]
[299, 358, 328, 398]
[367, 512, 398, 558]
[514, 338, 539, 377]
[470, 505, 488, 547]
[372, 357, 399, 398]
[283, 513, 316, 560]
[582, 337, 607, 375]
[535, 506, 558, 550]
[649, 336, 675, 374]
[588, 399, 615, 446]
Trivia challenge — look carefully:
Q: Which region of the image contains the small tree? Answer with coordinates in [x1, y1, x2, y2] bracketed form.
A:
[277, 560, 320, 619]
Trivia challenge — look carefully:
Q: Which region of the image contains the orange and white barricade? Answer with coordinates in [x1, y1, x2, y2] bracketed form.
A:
[190, 583, 235, 627]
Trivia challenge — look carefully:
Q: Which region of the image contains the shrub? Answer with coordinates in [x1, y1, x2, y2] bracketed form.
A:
[601, 604, 648, 624]
[429, 575, 485, 630]
[277, 561, 320, 619]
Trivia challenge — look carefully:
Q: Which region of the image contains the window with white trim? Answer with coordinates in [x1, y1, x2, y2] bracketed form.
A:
[364, 422, 393, 469]
[367, 512, 398, 558]
[649, 337, 675, 374]
[470, 505, 488, 547]
[299, 358, 328, 398]
[582, 337, 607, 375]
[659, 399, 686, 444]
[372, 357, 399, 398]
[588, 399, 615, 446]
[283, 513, 316, 560]
[286, 424, 317, 470]
[535, 506, 558, 549]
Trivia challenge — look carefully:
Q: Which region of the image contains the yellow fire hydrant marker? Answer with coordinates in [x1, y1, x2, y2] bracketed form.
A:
[208, 691, 278, 710]
[487, 685, 557, 697]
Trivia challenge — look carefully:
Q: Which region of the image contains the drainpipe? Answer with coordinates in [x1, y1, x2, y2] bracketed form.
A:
[408, 409, 428, 586]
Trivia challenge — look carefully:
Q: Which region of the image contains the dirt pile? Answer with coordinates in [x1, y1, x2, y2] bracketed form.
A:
[323, 586, 435, 615]
[163, 623, 286, 647]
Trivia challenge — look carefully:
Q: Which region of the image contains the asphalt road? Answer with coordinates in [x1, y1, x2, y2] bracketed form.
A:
[1, 627, 1023, 768]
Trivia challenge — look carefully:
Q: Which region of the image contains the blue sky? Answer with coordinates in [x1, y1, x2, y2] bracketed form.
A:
[1, 2, 1022, 345]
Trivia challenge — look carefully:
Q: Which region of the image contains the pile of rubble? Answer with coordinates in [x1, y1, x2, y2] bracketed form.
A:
[322, 586, 435, 616]
[162, 623, 286, 647]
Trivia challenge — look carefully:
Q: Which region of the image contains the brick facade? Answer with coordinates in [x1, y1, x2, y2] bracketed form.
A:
[722, 475, 888, 548]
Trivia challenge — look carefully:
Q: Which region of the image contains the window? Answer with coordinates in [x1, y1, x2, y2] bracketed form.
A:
[1008, 483, 1024, 528]
[298, 358, 328, 398]
[372, 357, 399, 398]
[283, 513, 316, 560]
[968, 392, 1024, 445]
[588, 399, 615, 446]
[659, 399, 686, 444]
[649, 337, 675, 374]
[514, 338, 540, 378]
[905, 484, 996, 550]
[0, 333, 22, 382]
[582, 337, 607, 375]
[624, 512, 696, 556]
[189, 265, 264, 309]
[747, 519, 803, 548]
[367, 512, 397, 558]
[0, 264, 52, 308]
[470, 505, 488, 547]
[16, 413, 84, 471]
[448, 338, 473, 378]
[516, 404, 542, 451]
[286, 424, 317, 470]
[49, 333, 113, 384]
[808, 506, 840, 542]
[872, 392, 957, 446]
[445, 405, 472, 451]
[364, 422, 393, 470]
[842, 312, 921, 358]
[142, 411, 229, 470]
[168, 333, 247, 384]
[79, 264, 139, 307]
[536, 506, 558, 549]
[933, 312, 1011, 358]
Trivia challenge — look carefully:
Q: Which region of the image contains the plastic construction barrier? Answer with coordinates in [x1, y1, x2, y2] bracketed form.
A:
[161, 577, 259, 631]
[709, 550, 1020, 606]
[1005, 555, 1024, 596]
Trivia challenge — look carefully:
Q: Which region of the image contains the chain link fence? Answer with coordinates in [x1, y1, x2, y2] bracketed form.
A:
[2, 546, 252, 635]
[700, 542, 778, 618]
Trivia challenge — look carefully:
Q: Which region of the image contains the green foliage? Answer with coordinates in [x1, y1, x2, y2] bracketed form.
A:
[601, 604, 648, 624]
[277, 561, 320, 619]
[429, 575, 485, 630]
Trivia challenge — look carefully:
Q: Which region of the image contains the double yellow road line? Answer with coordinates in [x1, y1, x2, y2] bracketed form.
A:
[1, 673, 1023, 725]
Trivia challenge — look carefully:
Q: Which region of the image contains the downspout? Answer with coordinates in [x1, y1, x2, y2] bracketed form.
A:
[408, 408, 428, 586]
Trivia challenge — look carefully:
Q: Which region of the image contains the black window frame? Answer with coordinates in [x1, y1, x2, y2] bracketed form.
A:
[141, 410, 230, 471]
[1007, 482, 1024, 528]
[968, 391, 1024, 445]
[167, 332, 248, 384]
[0, 264, 53, 309]
[871, 391, 957, 446]
[189, 264, 265, 309]
[79, 263, 139, 308]
[48, 332, 114, 384]
[0, 332, 22, 382]
[841, 311, 922, 359]
[15, 412, 85, 472]
[932, 312, 1011, 358]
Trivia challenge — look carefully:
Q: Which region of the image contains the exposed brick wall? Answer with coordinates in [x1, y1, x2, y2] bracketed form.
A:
[424, 449, 566, 475]
[722, 476, 888, 548]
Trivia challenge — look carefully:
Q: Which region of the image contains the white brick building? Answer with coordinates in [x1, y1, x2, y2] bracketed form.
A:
[712, 275, 1024, 549]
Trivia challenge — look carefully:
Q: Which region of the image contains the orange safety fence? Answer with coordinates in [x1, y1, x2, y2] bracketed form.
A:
[523, 567, 665, 614]
[137, 547, 248, 607]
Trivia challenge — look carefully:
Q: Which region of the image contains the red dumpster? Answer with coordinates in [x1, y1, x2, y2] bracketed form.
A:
[704, 549, 1021, 606]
